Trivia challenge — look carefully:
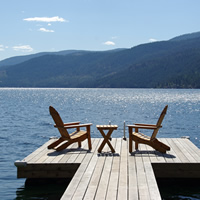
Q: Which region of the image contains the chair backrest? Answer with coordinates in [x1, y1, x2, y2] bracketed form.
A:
[151, 105, 168, 140]
[49, 106, 70, 139]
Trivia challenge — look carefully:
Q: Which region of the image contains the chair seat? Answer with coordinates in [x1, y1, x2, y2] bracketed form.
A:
[132, 132, 150, 141]
[70, 130, 87, 139]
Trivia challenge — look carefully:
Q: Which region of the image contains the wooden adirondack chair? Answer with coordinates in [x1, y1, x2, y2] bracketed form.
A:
[48, 106, 92, 151]
[128, 105, 170, 153]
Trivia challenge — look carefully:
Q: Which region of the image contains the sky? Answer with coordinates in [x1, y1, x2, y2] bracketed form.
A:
[0, 0, 200, 61]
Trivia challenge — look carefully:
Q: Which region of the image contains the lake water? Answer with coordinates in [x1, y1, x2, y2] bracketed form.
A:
[0, 88, 200, 199]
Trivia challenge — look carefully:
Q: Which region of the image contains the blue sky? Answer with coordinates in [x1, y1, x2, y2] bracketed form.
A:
[0, 0, 200, 61]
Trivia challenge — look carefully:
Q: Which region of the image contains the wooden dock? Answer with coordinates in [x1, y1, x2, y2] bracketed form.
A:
[15, 138, 200, 200]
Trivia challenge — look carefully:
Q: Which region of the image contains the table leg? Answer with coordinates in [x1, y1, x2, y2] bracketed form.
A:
[98, 129, 115, 153]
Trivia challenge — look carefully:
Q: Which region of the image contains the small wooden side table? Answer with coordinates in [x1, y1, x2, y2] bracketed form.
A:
[96, 125, 118, 153]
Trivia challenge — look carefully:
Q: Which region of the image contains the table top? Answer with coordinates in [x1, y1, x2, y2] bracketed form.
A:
[96, 125, 118, 130]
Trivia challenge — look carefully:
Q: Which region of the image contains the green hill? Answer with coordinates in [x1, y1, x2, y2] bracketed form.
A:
[0, 32, 200, 88]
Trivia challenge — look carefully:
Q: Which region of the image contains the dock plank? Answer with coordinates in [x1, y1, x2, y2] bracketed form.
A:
[178, 138, 200, 162]
[24, 139, 56, 163]
[66, 140, 89, 164]
[58, 143, 80, 163]
[53, 142, 79, 163]
[128, 152, 138, 199]
[159, 138, 177, 163]
[143, 154, 161, 200]
[93, 138, 117, 199]
[83, 139, 110, 200]
[61, 139, 100, 200]
[74, 138, 99, 164]
[166, 138, 188, 162]
[94, 145, 115, 199]
[42, 142, 79, 164]
[117, 139, 128, 200]
[106, 138, 122, 200]
[72, 141, 102, 200]
[144, 144, 159, 163]
[173, 138, 197, 162]
[135, 155, 150, 200]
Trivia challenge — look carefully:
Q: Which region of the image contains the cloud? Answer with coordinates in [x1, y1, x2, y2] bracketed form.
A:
[103, 41, 115, 46]
[0, 45, 4, 51]
[23, 16, 67, 23]
[149, 38, 157, 42]
[13, 45, 33, 52]
[39, 28, 54, 32]
[0, 45, 8, 51]
[111, 36, 118, 40]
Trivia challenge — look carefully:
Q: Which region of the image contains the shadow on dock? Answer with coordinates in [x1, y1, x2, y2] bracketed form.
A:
[130, 150, 176, 158]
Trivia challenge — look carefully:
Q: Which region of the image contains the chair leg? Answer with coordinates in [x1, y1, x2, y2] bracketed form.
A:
[154, 146, 166, 153]
[159, 141, 170, 150]
[48, 138, 64, 149]
[129, 128, 133, 153]
[87, 128, 92, 150]
[78, 141, 81, 148]
[135, 142, 138, 150]
[152, 139, 170, 153]
[129, 137, 132, 153]
[88, 136, 92, 150]
[55, 140, 73, 151]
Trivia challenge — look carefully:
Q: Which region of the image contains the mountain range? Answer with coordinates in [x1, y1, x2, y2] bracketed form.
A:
[0, 31, 200, 88]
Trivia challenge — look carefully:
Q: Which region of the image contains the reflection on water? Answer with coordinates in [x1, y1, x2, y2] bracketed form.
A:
[15, 178, 71, 200]
[158, 178, 200, 200]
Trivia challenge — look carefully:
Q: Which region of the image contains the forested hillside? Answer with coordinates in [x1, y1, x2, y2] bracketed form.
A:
[0, 32, 200, 88]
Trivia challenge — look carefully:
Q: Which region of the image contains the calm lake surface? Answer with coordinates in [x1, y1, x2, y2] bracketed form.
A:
[0, 88, 200, 199]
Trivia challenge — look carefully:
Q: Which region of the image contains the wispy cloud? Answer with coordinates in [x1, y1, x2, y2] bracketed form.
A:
[39, 28, 54, 33]
[0, 45, 5, 51]
[23, 16, 67, 23]
[0, 45, 8, 51]
[149, 38, 157, 42]
[13, 45, 33, 52]
[111, 36, 118, 40]
[103, 41, 115, 46]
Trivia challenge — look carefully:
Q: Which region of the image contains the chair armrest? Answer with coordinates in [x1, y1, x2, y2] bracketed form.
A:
[64, 123, 92, 129]
[127, 124, 158, 130]
[134, 123, 157, 127]
[54, 121, 80, 128]
[63, 121, 80, 126]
